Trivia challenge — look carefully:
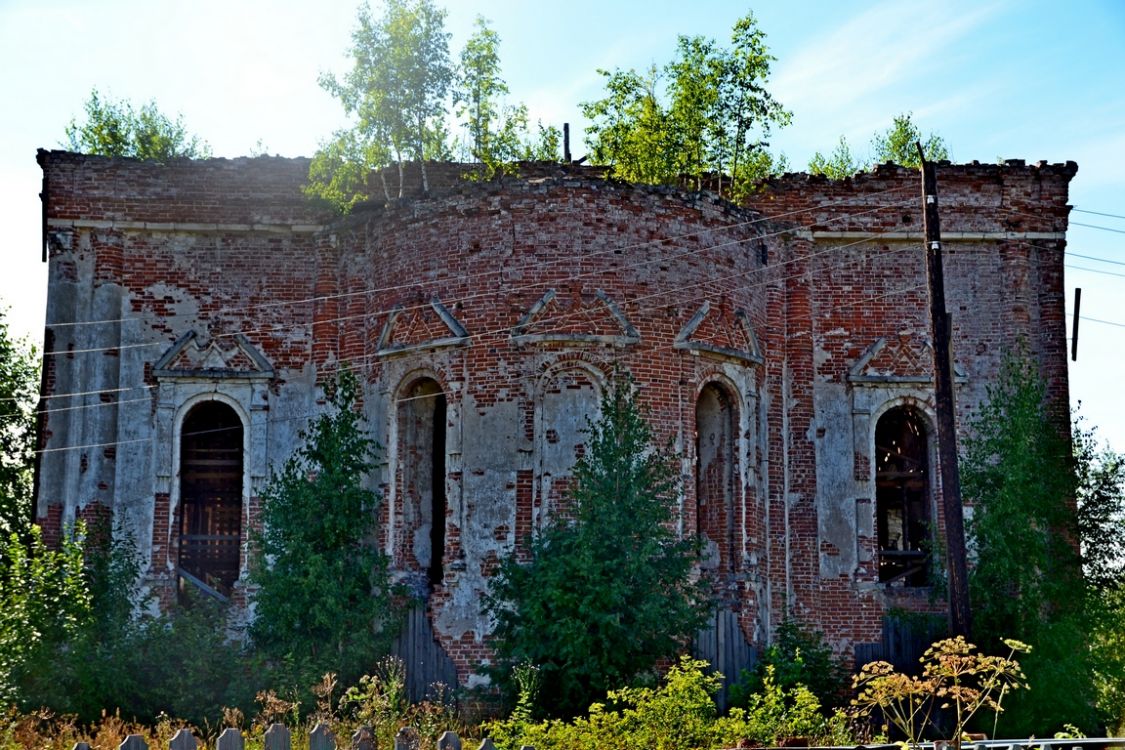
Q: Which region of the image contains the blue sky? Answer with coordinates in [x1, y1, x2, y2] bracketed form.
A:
[2, 0, 1123, 448]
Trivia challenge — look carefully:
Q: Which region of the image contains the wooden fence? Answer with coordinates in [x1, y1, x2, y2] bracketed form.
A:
[78, 725, 486, 750]
[72, 728, 1125, 750]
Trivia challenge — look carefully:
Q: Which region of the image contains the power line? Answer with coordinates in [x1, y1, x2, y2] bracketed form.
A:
[30, 230, 926, 441]
[41, 185, 919, 331]
[1072, 208, 1125, 222]
[34, 197, 917, 362]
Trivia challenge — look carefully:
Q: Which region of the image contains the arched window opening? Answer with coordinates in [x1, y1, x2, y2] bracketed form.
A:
[696, 383, 737, 573]
[398, 378, 447, 589]
[179, 401, 243, 601]
[875, 407, 931, 585]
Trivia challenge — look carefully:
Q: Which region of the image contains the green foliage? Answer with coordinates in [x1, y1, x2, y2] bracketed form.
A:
[808, 112, 950, 176]
[453, 16, 530, 176]
[0, 524, 90, 705]
[1092, 582, 1125, 734]
[730, 618, 849, 711]
[870, 112, 949, 168]
[1, 520, 256, 726]
[310, 0, 453, 207]
[807, 136, 862, 179]
[338, 656, 460, 749]
[581, 12, 790, 200]
[852, 636, 1029, 746]
[64, 88, 211, 161]
[486, 656, 848, 750]
[250, 370, 399, 694]
[487, 376, 709, 718]
[0, 308, 38, 538]
[961, 350, 1113, 734]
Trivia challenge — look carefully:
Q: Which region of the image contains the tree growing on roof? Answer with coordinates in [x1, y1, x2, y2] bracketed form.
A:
[64, 88, 211, 161]
[582, 12, 791, 200]
[309, 0, 454, 209]
[808, 112, 949, 177]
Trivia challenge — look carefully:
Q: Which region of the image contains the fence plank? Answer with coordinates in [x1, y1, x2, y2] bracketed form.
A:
[119, 737, 148, 750]
[264, 723, 291, 750]
[169, 729, 198, 750]
[395, 727, 420, 750]
[437, 731, 461, 750]
[477, 741, 496, 750]
[351, 726, 376, 750]
[310, 723, 336, 750]
[71, 743, 92, 750]
[217, 728, 245, 750]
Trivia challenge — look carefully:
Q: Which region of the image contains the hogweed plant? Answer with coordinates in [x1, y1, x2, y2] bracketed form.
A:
[852, 636, 1030, 749]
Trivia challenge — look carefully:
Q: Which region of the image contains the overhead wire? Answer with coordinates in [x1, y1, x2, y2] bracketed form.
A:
[30, 224, 924, 444]
[31, 189, 1122, 446]
[40, 184, 920, 331]
[34, 195, 918, 361]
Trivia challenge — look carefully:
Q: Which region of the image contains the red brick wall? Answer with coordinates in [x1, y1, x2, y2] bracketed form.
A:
[36, 152, 1075, 682]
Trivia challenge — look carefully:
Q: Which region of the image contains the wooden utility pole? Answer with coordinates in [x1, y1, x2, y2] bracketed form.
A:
[918, 144, 971, 637]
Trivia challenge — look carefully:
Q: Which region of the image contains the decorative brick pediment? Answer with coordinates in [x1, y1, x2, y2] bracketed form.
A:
[849, 330, 966, 384]
[153, 330, 273, 379]
[674, 301, 763, 365]
[376, 297, 469, 357]
[511, 287, 639, 346]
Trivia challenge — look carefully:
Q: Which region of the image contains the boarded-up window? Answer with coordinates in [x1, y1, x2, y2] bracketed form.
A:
[397, 378, 447, 588]
[696, 383, 737, 572]
[537, 369, 600, 524]
[179, 401, 243, 600]
[875, 407, 931, 585]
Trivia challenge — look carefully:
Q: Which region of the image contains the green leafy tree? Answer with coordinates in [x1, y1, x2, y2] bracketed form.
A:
[809, 113, 949, 176]
[64, 88, 211, 161]
[487, 376, 710, 718]
[961, 352, 1109, 734]
[453, 16, 527, 175]
[807, 136, 862, 179]
[0, 524, 90, 705]
[249, 370, 398, 692]
[0, 308, 38, 538]
[311, 0, 453, 209]
[870, 112, 949, 168]
[582, 12, 789, 199]
[1072, 420, 1125, 733]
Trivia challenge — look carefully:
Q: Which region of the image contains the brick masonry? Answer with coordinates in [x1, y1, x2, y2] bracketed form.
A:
[34, 150, 1076, 684]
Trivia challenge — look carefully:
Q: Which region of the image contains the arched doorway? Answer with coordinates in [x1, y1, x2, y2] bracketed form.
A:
[178, 400, 243, 600]
[696, 383, 737, 574]
[397, 377, 447, 589]
[874, 406, 932, 586]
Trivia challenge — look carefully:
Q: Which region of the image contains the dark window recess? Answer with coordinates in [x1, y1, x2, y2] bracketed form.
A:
[400, 379, 447, 589]
[875, 407, 931, 586]
[178, 401, 243, 602]
[696, 383, 737, 574]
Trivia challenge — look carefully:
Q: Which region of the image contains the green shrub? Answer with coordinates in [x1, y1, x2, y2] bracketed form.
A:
[485, 656, 851, 750]
[729, 618, 849, 712]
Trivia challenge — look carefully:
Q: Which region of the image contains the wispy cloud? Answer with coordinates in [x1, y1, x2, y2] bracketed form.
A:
[772, 0, 1003, 114]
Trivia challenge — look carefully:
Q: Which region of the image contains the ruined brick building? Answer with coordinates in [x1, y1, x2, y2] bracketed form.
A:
[34, 150, 1075, 690]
